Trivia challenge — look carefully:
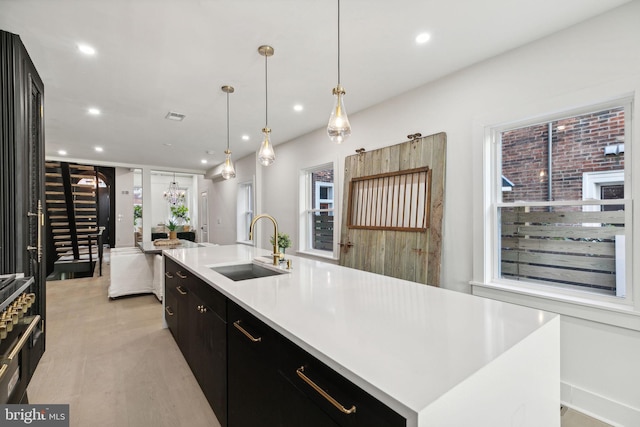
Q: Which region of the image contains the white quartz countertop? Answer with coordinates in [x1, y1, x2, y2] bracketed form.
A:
[164, 244, 557, 422]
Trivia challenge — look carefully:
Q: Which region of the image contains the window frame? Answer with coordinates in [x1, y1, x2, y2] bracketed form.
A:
[472, 96, 640, 331]
[299, 162, 338, 260]
[236, 180, 254, 245]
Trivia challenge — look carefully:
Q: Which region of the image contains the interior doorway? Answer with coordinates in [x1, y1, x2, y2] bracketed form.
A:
[200, 191, 209, 242]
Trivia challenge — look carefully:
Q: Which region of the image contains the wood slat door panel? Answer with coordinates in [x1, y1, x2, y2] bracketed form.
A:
[339, 133, 446, 286]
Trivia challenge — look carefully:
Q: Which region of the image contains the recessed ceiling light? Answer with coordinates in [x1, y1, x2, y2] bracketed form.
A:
[293, 104, 303, 112]
[163, 143, 173, 147]
[242, 135, 250, 141]
[201, 159, 208, 164]
[58, 150, 67, 156]
[77, 43, 96, 55]
[88, 108, 101, 115]
[95, 146, 103, 152]
[415, 32, 431, 44]
[165, 111, 186, 121]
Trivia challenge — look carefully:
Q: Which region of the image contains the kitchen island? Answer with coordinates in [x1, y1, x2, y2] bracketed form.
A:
[163, 244, 559, 427]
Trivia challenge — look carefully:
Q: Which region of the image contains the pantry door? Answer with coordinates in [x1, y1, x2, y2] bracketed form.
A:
[338, 133, 446, 286]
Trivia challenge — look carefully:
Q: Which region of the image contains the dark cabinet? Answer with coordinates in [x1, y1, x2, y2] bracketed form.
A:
[163, 256, 227, 427]
[279, 340, 406, 427]
[165, 257, 405, 427]
[0, 29, 46, 404]
[228, 301, 405, 427]
[227, 300, 281, 427]
[187, 284, 226, 427]
[163, 257, 190, 355]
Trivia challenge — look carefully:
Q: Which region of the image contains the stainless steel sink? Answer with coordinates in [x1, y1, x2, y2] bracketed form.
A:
[211, 263, 287, 281]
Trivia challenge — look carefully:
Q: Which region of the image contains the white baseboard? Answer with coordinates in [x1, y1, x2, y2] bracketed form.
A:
[561, 382, 640, 427]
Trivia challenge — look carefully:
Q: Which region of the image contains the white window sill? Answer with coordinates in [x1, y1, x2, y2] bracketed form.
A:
[471, 281, 640, 331]
[296, 249, 338, 262]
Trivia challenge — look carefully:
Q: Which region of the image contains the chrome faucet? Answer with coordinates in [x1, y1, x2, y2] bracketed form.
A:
[249, 214, 281, 265]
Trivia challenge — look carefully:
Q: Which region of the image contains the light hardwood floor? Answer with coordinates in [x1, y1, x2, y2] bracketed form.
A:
[28, 264, 220, 427]
[28, 258, 611, 427]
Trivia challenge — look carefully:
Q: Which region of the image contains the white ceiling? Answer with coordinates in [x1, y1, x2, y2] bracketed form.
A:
[0, 0, 630, 173]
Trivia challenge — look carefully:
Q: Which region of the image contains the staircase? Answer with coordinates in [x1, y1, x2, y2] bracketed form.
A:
[45, 161, 101, 278]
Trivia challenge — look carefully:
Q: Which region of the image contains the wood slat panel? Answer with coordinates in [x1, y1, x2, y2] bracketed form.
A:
[501, 263, 615, 289]
[501, 237, 616, 256]
[501, 250, 615, 272]
[502, 210, 625, 224]
[502, 224, 624, 239]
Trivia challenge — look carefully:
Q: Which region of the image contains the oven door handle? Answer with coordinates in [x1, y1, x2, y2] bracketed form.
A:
[7, 315, 41, 361]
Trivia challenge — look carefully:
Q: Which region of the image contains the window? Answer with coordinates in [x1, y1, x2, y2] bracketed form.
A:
[479, 98, 634, 317]
[300, 164, 336, 258]
[236, 181, 253, 243]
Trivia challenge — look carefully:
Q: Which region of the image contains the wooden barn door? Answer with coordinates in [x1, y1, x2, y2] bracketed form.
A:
[339, 133, 446, 286]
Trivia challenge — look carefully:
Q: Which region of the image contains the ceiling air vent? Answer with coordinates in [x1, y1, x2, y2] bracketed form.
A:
[165, 111, 186, 121]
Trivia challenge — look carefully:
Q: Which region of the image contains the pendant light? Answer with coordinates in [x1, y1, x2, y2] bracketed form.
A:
[257, 45, 276, 166]
[327, 0, 351, 144]
[221, 85, 236, 180]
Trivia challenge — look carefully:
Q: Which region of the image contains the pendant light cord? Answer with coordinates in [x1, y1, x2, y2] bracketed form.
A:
[226, 91, 230, 151]
[265, 53, 269, 127]
[337, 0, 341, 85]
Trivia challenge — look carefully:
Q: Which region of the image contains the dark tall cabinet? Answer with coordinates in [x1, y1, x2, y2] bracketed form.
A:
[0, 30, 47, 401]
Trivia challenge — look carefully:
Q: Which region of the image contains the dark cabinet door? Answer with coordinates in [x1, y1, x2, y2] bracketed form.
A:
[0, 29, 46, 403]
[188, 290, 227, 427]
[163, 257, 227, 425]
[164, 287, 178, 338]
[164, 257, 190, 357]
[278, 373, 341, 427]
[227, 301, 281, 427]
[279, 339, 405, 427]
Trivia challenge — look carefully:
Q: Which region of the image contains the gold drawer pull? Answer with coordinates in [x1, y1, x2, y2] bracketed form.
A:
[176, 271, 188, 279]
[8, 315, 41, 361]
[165, 306, 174, 316]
[296, 366, 356, 415]
[165, 272, 174, 279]
[233, 320, 261, 342]
[176, 286, 187, 295]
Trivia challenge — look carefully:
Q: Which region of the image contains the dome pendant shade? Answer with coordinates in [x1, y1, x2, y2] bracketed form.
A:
[221, 149, 236, 179]
[258, 127, 275, 166]
[327, 84, 351, 144]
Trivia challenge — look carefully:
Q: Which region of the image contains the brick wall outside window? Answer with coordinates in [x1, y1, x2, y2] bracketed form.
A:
[501, 108, 625, 203]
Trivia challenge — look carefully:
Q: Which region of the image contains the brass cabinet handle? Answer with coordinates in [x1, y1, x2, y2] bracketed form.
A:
[296, 366, 356, 415]
[233, 320, 261, 342]
[165, 272, 174, 279]
[176, 286, 187, 295]
[165, 306, 174, 316]
[8, 315, 41, 361]
[176, 271, 188, 279]
[0, 364, 7, 382]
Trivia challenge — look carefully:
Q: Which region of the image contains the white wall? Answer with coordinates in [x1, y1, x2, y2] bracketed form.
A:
[200, 154, 256, 244]
[114, 167, 135, 248]
[207, 2, 640, 424]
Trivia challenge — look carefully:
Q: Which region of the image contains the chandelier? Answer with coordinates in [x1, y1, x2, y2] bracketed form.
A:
[163, 173, 185, 205]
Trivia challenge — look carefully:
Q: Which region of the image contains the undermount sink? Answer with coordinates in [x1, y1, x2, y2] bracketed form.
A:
[211, 263, 287, 282]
